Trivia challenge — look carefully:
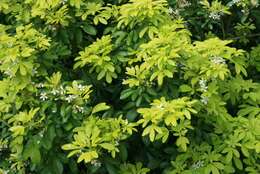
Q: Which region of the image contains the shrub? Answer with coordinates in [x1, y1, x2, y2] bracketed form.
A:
[0, 0, 259, 174]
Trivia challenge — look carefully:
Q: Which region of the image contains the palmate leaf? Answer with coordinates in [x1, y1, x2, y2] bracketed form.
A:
[77, 151, 99, 163]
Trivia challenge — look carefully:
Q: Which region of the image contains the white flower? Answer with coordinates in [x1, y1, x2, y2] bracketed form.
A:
[51, 89, 59, 95]
[2, 170, 9, 174]
[200, 96, 209, 105]
[178, 0, 191, 8]
[4, 69, 14, 77]
[36, 83, 44, 88]
[65, 95, 77, 103]
[61, 0, 67, 5]
[32, 68, 38, 75]
[210, 56, 226, 65]
[233, 0, 241, 3]
[209, 12, 221, 20]
[76, 84, 85, 91]
[168, 7, 174, 14]
[59, 85, 66, 95]
[40, 92, 48, 101]
[192, 160, 204, 169]
[73, 105, 84, 113]
[199, 79, 208, 92]
[91, 160, 101, 167]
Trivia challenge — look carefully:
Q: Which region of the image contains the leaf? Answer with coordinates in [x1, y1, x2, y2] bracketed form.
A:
[214, 162, 225, 170]
[99, 143, 115, 151]
[20, 64, 27, 75]
[176, 136, 189, 151]
[9, 126, 25, 136]
[62, 144, 79, 150]
[120, 89, 134, 100]
[106, 73, 112, 83]
[165, 115, 177, 126]
[92, 103, 110, 114]
[119, 143, 128, 161]
[149, 128, 155, 142]
[105, 163, 118, 174]
[139, 27, 148, 38]
[42, 125, 56, 150]
[255, 142, 260, 153]
[211, 165, 220, 174]
[81, 24, 97, 36]
[67, 150, 81, 158]
[179, 85, 192, 92]
[99, 17, 108, 25]
[50, 158, 64, 174]
[77, 151, 98, 163]
[97, 70, 106, 80]
[157, 73, 164, 86]
[233, 158, 243, 170]
[241, 146, 249, 157]
[226, 151, 233, 163]
[23, 140, 41, 164]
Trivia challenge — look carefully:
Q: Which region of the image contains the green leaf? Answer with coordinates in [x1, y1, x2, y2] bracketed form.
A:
[62, 144, 79, 150]
[120, 89, 134, 100]
[50, 158, 64, 174]
[100, 143, 115, 151]
[82, 24, 97, 35]
[233, 158, 243, 170]
[20, 64, 27, 75]
[77, 151, 98, 163]
[255, 142, 260, 153]
[106, 73, 112, 83]
[92, 103, 110, 114]
[211, 165, 220, 174]
[179, 85, 192, 92]
[23, 140, 41, 164]
[157, 73, 164, 86]
[97, 70, 106, 80]
[99, 17, 108, 25]
[9, 126, 25, 136]
[176, 136, 189, 151]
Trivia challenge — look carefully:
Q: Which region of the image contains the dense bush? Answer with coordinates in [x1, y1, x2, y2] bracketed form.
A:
[0, 0, 259, 174]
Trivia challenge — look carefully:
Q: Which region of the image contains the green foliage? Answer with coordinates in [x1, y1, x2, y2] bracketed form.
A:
[74, 35, 118, 83]
[137, 97, 197, 146]
[0, 0, 259, 174]
[62, 105, 137, 163]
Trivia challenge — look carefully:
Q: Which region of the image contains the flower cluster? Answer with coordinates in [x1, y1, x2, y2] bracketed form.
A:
[210, 56, 226, 65]
[168, 7, 180, 17]
[200, 95, 209, 105]
[91, 160, 102, 167]
[3, 69, 14, 78]
[73, 105, 84, 114]
[209, 12, 221, 20]
[36, 81, 90, 115]
[191, 160, 205, 169]
[199, 79, 208, 92]
[227, 0, 241, 7]
[178, 0, 191, 8]
[65, 95, 77, 103]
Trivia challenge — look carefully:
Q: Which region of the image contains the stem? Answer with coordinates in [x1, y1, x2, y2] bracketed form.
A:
[221, 20, 225, 39]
